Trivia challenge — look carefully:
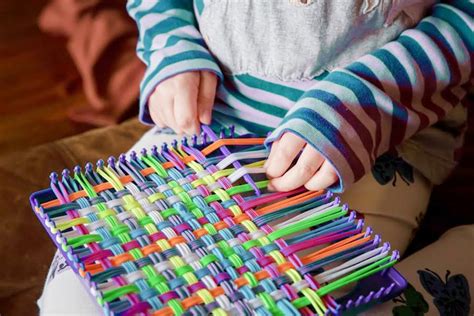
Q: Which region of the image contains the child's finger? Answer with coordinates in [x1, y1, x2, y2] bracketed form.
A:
[265, 133, 305, 179]
[269, 145, 324, 192]
[158, 96, 178, 132]
[198, 71, 217, 125]
[304, 160, 339, 191]
[149, 91, 169, 128]
[174, 80, 200, 135]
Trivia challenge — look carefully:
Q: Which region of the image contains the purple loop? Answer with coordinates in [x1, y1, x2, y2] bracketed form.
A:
[216, 209, 232, 220]
[82, 249, 114, 264]
[256, 256, 274, 267]
[214, 272, 231, 284]
[174, 223, 192, 234]
[122, 240, 140, 252]
[188, 281, 206, 293]
[197, 217, 209, 225]
[149, 232, 166, 242]
[123, 301, 150, 316]
[236, 266, 249, 275]
[159, 291, 179, 304]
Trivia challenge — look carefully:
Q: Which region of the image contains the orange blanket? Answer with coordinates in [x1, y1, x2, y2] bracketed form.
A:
[39, 0, 145, 126]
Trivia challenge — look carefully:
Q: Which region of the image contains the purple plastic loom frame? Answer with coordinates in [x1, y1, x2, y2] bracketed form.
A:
[30, 127, 408, 315]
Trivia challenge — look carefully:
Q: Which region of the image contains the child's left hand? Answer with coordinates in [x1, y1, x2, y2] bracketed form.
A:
[264, 133, 338, 192]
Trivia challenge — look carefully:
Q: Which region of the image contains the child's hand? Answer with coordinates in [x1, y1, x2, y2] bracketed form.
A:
[265, 133, 338, 192]
[148, 71, 218, 134]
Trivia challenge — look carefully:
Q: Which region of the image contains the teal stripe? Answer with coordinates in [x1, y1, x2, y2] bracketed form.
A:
[450, 0, 474, 17]
[142, 38, 206, 64]
[195, 0, 205, 15]
[133, 1, 193, 20]
[235, 74, 305, 102]
[223, 80, 288, 117]
[141, 51, 219, 90]
[433, 5, 474, 53]
[143, 17, 196, 50]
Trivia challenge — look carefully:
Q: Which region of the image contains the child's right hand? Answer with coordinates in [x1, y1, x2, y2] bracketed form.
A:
[148, 71, 218, 135]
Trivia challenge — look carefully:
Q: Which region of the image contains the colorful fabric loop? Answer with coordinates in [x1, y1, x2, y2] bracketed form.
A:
[31, 127, 406, 315]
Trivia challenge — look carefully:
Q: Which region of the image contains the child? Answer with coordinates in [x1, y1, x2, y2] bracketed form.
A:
[38, 0, 473, 314]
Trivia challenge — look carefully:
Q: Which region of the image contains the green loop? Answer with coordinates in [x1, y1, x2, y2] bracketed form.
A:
[175, 265, 193, 277]
[228, 254, 244, 268]
[243, 272, 258, 287]
[168, 299, 185, 315]
[161, 208, 178, 219]
[242, 239, 260, 250]
[148, 274, 167, 287]
[138, 216, 154, 227]
[203, 223, 217, 235]
[111, 224, 130, 237]
[220, 245, 235, 258]
[204, 195, 220, 203]
[267, 207, 345, 241]
[103, 284, 139, 302]
[67, 234, 102, 247]
[200, 254, 218, 266]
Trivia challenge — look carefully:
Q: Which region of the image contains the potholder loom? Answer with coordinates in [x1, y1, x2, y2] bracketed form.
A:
[30, 126, 407, 315]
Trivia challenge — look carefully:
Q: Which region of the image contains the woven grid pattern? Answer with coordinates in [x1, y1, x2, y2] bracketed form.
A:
[32, 128, 401, 316]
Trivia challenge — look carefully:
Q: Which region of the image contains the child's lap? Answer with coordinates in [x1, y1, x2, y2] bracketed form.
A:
[340, 165, 433, 254]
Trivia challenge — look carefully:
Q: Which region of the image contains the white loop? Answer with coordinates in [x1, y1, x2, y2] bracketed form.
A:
[196, 170, 210, 178]
[133, 191, 148, 201]
[227, 238, 241, 248]
[125, 270, 145, 284]
[292, 280, 309, 292]
[216, 150, 268, 170]
[227, 167, 266, 184]
[207, 182, 222, 192]
[86, 219, 106, 232]
[249, 230, 265, 240]
[78, 206, 96, 216]
[177, 178, 188, 185]
[184, 253, 200, 265]
[148, 211, 164, 224]
[154, 261, 173, 273]
[157, 183, 171, 192]
[187, 189, 201, 197]
[248, 298, 263, 310]
[116, 211, 132, 222]
[166, 195, 181, 205]
[270, 290, 285, 301]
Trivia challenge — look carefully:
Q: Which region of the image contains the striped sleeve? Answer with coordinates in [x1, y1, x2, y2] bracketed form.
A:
[265, 1, 473, 192]
[127, 0, 223, 124]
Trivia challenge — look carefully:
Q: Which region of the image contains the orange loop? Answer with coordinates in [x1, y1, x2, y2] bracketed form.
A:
[141, 167, 155, 176]
[302, 235, 371, 265]
[278, 262, 295, 273]
[169, 236, 187, 246]
[235, 277, 248, 288]
[234, 214, 250, 224]
[255, 270, 270, 281]
[110, 253, 134, 266]
[152, 307, 174, 316]
[142, 244, 162, 256]
[84, 263, 104, 275]
[201, 138, 266, 156]
[214, 221, 228, 230]
[257, 190, 324, 215]
[193, 228, 208, 238]
[182, 296, 203, 309]
[210, 286, 225, 297]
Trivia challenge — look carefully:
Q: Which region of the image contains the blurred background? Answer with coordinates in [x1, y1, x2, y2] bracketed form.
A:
[0, 1, 472, 315]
